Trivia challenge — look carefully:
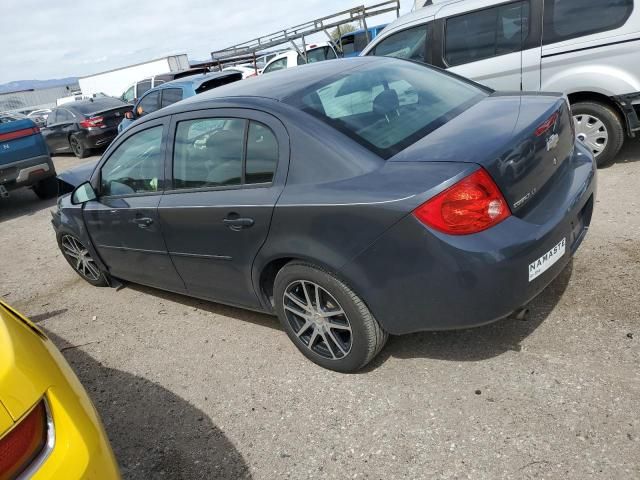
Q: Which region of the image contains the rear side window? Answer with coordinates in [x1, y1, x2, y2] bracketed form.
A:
[285, 61, 486, 159]
[161, 88, 183, 108]
[263, 57, 288, 74]
[341, 35, 356, 55]
[445, 1, 530, 67]
[172, 119, 278, 189]
[543, 0, 633, 45]
[137, 91, 160, 117]
[369, 24, 428, 63]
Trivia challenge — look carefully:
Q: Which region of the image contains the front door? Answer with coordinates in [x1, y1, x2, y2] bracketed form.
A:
[436, 0, 541, 91]
[83, 121, 185, 292]
[158, 109, 289, 308]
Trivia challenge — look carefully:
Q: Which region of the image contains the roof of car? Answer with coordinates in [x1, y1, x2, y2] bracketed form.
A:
[144, 71, 243, 93]
[63, 97, 125, 111]
[186, 56, 388, 104]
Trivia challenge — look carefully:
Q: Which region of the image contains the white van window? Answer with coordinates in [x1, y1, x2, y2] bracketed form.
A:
[543, 0, 633, 44]
[445, 1, 530, 67]
[370, 24, 428, 63]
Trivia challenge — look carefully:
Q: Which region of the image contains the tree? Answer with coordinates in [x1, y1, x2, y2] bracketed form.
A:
[330, 23, 358, 42]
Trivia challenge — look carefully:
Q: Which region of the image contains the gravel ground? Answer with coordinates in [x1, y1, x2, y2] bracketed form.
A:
[1, 145, 639, 480]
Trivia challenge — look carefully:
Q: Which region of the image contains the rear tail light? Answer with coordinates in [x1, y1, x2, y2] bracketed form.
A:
[0, 400, 48, 479]
[79, 116, 105, 129]
[413, 168, 511, 235]
[0, 127, 40, 142]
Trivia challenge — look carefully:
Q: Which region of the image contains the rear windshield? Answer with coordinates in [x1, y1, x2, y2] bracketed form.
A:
[284, 60, 487, 158]
[72, 98, 125, 115]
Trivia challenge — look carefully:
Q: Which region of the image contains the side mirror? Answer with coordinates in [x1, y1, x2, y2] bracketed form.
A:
[71, 181, 97, 205]
[124, 111, 134, 120]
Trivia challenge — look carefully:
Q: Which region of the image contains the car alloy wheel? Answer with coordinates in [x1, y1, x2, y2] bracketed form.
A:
[70, 137, 81, 156]
[282, 280, 352, 360]
[60, 235, 102, 282]
[573, 113, 609, 157]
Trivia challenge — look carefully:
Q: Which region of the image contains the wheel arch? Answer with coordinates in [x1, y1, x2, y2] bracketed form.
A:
[567, 91, 625, 124]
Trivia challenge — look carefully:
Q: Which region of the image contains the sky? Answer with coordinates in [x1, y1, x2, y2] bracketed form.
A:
[0, 0, 411, 84]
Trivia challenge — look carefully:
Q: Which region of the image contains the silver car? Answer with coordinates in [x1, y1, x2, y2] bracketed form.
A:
[363, 0, 640, 167]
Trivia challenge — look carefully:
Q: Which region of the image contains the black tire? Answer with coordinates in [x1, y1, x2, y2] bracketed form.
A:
[571, 101, 625, 168]
[69, 135, 90, 159]
[33, 176, 58, 199]
[57, 233, 108, 287]
[274, 262, 387, 373]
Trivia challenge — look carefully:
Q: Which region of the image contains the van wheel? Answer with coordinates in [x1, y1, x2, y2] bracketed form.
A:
[274, 262, 388, 373]
[572, 101, 624, 168]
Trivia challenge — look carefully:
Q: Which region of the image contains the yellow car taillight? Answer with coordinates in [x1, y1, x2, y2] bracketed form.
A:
[0, 400, 48, 480]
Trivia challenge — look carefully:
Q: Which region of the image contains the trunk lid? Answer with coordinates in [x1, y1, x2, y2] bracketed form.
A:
[390, 93, 575, 215]
[0, 117, 46, 167]
[88, 106, 131, 128]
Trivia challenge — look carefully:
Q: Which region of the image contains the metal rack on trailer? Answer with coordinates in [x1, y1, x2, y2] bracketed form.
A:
[210, 1, 400, 73]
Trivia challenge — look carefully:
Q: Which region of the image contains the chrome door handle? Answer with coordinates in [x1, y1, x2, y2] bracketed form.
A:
[133, 217, 154, 228]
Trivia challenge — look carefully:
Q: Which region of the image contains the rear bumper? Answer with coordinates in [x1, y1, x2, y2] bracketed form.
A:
[76, 127, 119, 149]
[0, 154, 55, 190]
[342, 144, 597, 335]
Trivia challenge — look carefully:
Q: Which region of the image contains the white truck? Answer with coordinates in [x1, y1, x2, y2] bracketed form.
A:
[78, 54, 190, 99]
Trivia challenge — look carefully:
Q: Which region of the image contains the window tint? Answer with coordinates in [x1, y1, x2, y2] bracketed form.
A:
[263, 57, 288, 74]
[543, 0, 633, 44]
[161, 88, 183, 108]
[137, 91, 160, 117]
[355, 32, 369, 52]
[246, 122, 278, 184]
[173, 118, 245, 189]
[445, 1, 530, 67]
[285, 61, 485, 159]
[101, 126, 164, 196]
[307, 46, 337, 63]
[370, 25, 428, 63]
[137, 79, 152, 97]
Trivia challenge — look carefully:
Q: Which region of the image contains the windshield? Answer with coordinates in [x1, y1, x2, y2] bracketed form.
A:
[284, 60, 486, 158]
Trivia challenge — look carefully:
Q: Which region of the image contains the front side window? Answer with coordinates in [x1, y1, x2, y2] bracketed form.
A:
[161, 88, 183, 108]
[370, 24, 428, 63]
[285, 61, 486, 159]
[263, 57, 288, 74]
[122, 86, 135, 103]
[173, 118, 278, 189]
[137, 91, 160, 117]
[101, 126, 164, 196]
[543, 0, 633, 45]
[445, 1, 530, 67]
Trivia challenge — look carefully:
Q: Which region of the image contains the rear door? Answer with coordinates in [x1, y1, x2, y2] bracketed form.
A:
[435, 0, 541, 91]
[83, 119, 185, 291]
[158, 109, 289, 308]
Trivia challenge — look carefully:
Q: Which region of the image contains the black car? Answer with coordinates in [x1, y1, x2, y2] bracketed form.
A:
[52, 57, 595, 372]
[42, 98, 132, 158]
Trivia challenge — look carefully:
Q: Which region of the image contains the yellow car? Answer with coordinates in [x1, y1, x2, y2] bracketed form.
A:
[0, 300, 119, 479]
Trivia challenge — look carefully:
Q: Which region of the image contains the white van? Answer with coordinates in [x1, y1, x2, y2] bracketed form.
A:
[362, 0, 640, 166]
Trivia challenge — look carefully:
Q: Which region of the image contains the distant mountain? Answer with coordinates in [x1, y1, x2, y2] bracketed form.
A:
[0, 77, 78, 94]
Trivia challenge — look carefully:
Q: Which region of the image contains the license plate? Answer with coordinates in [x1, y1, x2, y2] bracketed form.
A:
[529, 238, 566, 282]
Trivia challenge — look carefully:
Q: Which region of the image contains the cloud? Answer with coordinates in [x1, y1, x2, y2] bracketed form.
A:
[0, 0, 410, 84]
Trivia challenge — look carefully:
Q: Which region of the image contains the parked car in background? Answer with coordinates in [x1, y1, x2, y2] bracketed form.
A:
[0, 113, 57, 199]
[120, 67, 210, 104]
[27, 108, 52, 128]
[340, 24, 387, 57]
[222, 64, 260, 79]
[42, 97, 131, 158]
[362, 0, 640, 167]
[117, 71, 243, 133]
[53, 57, 595, 372]
[261, 42, 338, 74]
[0, 300, 120, 479]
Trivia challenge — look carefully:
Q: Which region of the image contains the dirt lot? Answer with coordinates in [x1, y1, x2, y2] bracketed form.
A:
[1, 145, 639, 479]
